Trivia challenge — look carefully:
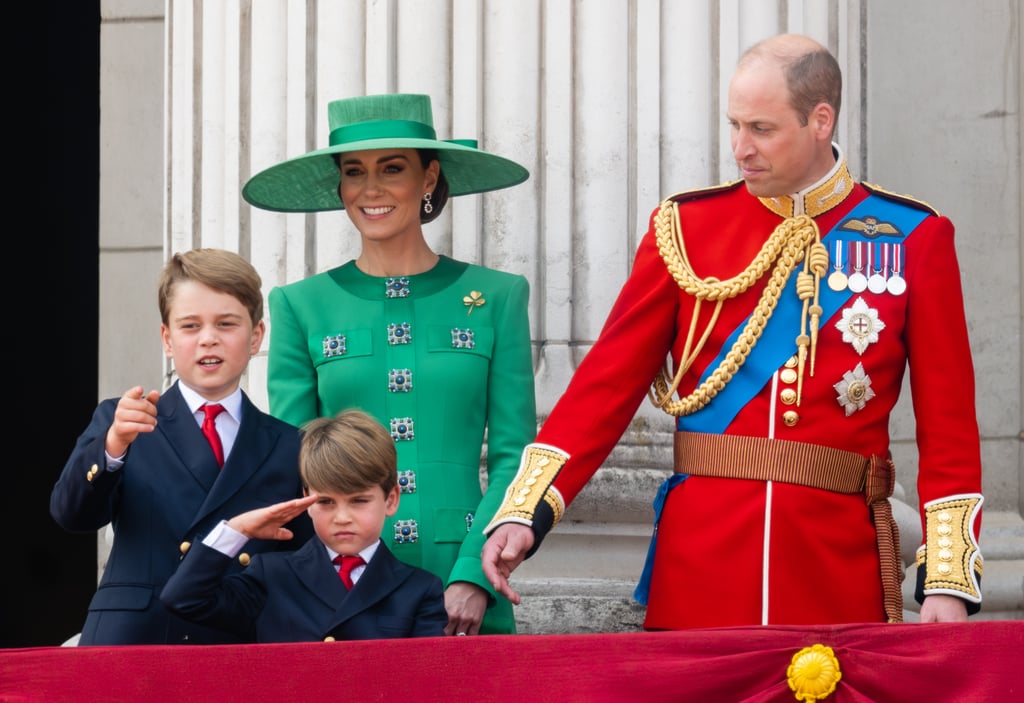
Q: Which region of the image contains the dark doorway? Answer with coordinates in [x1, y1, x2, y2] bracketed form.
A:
[5, 0, 103, 648]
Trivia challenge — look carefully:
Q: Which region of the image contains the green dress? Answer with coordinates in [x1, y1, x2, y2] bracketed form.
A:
[268, 255, 536, 633]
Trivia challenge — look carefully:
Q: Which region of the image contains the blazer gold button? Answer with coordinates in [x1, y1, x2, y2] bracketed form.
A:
[238, 553, 251, 566]
[323, 636, 336, 642]
[784, 355, 798, 368]
[782, 411, 800, 427]
[780, 368, 798, 384]
[180, 541, 191, 554]
[780, 388, 797, 405]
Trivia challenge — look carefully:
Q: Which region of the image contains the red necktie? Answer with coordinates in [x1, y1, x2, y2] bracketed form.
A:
[200, 403, 226, 468]
[333, 555, 365, 590]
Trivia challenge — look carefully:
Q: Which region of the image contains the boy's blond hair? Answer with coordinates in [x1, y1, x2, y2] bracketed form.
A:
[300, 410, 397, 495]
[157, 248, 264, 326]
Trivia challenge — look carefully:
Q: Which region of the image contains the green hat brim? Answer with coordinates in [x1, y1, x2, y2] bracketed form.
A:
[242, 138, 529, 213]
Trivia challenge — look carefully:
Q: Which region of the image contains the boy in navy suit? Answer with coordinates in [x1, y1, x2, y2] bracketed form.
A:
[51, 249, 313, 645]
[161, 409, 448, 641]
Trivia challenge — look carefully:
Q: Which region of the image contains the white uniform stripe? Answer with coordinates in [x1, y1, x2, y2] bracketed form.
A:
[762, 372, 779, 625]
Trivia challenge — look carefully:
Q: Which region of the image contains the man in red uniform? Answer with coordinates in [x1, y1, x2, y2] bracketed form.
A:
[482, 33, 983, 628]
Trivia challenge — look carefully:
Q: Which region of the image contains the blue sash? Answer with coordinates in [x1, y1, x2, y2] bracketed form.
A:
[634, 194, 928, 605]
[633, 473, 687, 605]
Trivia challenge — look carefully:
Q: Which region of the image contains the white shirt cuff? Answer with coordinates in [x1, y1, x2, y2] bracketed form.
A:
[202, 520, 249, 557]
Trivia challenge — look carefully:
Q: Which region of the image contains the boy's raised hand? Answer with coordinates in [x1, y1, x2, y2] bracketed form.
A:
[106, 385, 161, 458]
[227, 495, 318, 541]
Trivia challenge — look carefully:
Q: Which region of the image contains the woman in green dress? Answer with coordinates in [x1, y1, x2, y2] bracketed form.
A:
[242, 94, 535, 635]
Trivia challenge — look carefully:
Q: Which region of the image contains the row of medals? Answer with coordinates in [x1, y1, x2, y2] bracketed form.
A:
[826, 239, 906, 296]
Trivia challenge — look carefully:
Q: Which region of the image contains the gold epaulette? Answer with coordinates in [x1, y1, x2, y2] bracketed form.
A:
[862, 182, 940, 217]
[483, 444, 568, 534]
[916, 493, 984, 603]
[664, 179, 744, 205]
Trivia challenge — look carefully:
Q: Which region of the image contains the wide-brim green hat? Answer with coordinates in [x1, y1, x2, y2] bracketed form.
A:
[242, 93, 529, 213]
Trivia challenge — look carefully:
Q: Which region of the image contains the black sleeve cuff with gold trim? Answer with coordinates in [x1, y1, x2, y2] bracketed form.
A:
[913, 493, 984, 615]
[525, 499, 555, 559]
[914, 566, 982, 616]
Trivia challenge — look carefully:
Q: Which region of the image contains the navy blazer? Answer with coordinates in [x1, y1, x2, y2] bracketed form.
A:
[50, 382, 313, 645]
[161, 537, 447, 642]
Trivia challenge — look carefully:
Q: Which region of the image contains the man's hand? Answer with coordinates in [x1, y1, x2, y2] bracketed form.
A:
[106, 386, 160, 458]
[919, 594, 968, 623]
[480, 523, 534, 605]
[227, 495, 318, 541]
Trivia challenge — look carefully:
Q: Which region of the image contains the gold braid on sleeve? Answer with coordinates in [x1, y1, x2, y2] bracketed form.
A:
[649, 199, 827, 416]
[917, 494, 984, 603]
[483, 444, 568, 535]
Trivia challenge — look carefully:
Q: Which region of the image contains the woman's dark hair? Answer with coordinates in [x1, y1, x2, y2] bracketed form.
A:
[416, 149, 450, 223]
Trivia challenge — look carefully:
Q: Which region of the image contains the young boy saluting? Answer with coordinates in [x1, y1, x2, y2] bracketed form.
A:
[51, 249, 312, 645]
[161, 409, 448, 641]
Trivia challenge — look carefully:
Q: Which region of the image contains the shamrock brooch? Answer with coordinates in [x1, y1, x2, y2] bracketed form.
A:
[463, 290, 485, 315]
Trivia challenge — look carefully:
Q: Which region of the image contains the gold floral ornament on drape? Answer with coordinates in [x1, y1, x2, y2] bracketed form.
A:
[787, 644, 842, 701]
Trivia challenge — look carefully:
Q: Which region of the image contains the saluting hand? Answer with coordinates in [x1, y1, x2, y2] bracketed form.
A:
[105, 385, 161, 459]
[227, 494, 319, 542]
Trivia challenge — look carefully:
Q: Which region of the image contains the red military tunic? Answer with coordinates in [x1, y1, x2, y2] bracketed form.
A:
[498, 151, 983, 629]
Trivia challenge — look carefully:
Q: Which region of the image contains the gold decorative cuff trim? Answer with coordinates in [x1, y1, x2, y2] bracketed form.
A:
[483, 444, 568, 535]
[543, 488, 565, 528]
[923, 493, 984, 602]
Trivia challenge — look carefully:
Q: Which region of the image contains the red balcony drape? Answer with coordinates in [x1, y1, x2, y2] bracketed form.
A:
[2, 621, 1018, 702]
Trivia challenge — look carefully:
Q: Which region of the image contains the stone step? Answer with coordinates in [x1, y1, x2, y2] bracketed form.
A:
[513, 578, 644, 634]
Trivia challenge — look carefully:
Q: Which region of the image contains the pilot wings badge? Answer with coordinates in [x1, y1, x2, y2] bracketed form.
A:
[839, 216, 903, 239]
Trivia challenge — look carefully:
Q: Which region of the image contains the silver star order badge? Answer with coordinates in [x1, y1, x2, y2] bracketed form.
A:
[835, 296, 886, 355]
[834, 362, 875, 416]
